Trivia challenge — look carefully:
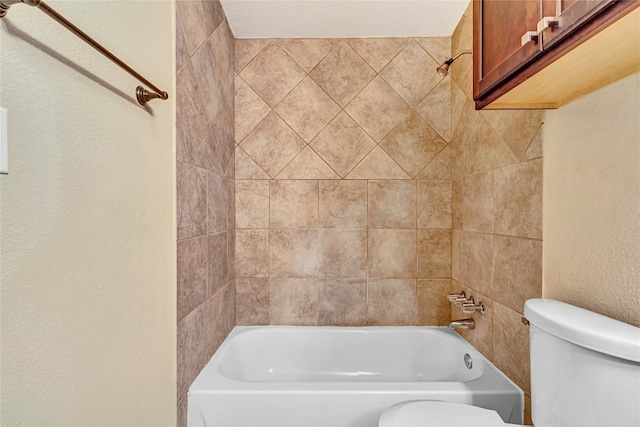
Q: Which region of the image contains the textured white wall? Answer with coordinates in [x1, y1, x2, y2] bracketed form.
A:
[543, 72, 640, 327]
[221, 0, 469, 38]
[0, 1, 176, 424]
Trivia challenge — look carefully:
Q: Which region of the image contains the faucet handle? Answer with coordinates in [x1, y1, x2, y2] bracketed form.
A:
[462, 301, 485, 315]
[447, 291, 466, 302]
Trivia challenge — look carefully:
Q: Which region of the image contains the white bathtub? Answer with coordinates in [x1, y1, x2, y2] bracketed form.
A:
[188, 326, 523, 426]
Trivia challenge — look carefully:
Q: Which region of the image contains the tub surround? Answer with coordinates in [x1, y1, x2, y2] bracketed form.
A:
[234, 37, 454, 327]
[233, 8, 543, 422]
[176, 1, 236, 424]
[449, 5, 543, 423]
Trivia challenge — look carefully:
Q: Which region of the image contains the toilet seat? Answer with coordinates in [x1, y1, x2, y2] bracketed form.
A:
[378, 401, 523, 427]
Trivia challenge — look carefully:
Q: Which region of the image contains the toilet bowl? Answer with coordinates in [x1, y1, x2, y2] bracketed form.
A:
[378, 299, 640, 427]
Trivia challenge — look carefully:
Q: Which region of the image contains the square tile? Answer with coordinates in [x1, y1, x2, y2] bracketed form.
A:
[176, 61, 209, 166]
[318, 180, 368, 228]
[345, 76, 411, 142]
[176, 0, 221, 56]
[368, 180, 416, 228]
[235, 278, 270, 325]
[235, 229, 269, 278]
[235, 77, 271, 143]
[310, 41, 376, 107]
[346, 147, 410, 179]
[177, 304, 207, 401]
[235, 180, 269, 228]
[493, 303, 531, 394]
[460, 231, 494, 298]
[417, 279, 451, 326]
[368, 229, 416, 278]
[494, 159, 543, 239]
[240, 43, 306, 107]
[276, 146, 340, 179]
[416, 78, 452, 142]
[275, 77, 340, 142]
[493, 235, 542, 314]
[452, 178, 463, 230]
[207, 232, 228, 296]
[348, 38, 409, 72]
[240, 111, 306, 178]
[380, 40, 441, 106]
[235, 147, 270, 180]
[418, 180, 452, 229]
[318, 279, 367, 326]
[279, 39, 337, 72]
[177, 236, 208, 322]
[206, 283, 235, 357]
[380, 112, 446, 177]
[311, 112, 376, 178]
[270, 180, 318, 228]
[177, 161, 207, 240]
[270, 278, 321, 325]
[417, 229, 452, 278]
[416, 37, 451, 65]
[319, 229, 367, 278]
[207, 171, 228, 234]
[367, 279, 418, 325]
[463, 171, 494, 233]
[480, 109, 544, 161]
[235, 39, 270, 74]
[270, 229, 319, 277]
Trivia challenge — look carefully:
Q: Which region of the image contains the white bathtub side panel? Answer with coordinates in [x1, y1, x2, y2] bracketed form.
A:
[189, 391, 477, 427]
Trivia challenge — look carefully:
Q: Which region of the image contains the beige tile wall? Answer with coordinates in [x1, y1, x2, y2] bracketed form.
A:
[448, 5, 543, 424]
[176, 1, 235, 425]
[234, 37, 455, 327]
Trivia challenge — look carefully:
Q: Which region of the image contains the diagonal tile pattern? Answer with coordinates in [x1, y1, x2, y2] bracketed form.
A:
[240, 111, 305, 178]
[310, 112, 376, 178]
[309, 41, 376, 107]
[239, 43, 306, 107]
[275, 76, 340, 142]
[380, 40, 443, 107]
[380, 112, 447, 178]
[233, 35, 542, 355]
[345, 76, 412, 142]
[234, 37, 454, 330]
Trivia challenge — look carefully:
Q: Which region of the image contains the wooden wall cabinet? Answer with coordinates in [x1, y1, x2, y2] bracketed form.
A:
[473, 0, 640, 109]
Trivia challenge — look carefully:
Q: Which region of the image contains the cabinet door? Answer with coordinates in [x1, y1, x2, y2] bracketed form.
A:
[540, 0, 616, 48]
[474, 0, 544, 99]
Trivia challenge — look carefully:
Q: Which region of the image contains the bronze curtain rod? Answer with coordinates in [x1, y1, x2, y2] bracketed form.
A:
[0, 0, 169, 106]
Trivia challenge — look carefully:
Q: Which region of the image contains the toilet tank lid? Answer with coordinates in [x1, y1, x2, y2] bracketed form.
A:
[525, 299, 640, 362]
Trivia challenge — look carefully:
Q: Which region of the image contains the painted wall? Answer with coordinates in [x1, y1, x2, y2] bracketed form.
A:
[175, 0, 236, 424]
[543, 72, 640, 327]
[449, 5, 543, 423]
[0, 1, 176, 425]
[234, 37, 454, 327]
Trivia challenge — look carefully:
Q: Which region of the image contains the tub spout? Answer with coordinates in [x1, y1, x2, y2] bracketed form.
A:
[449, 319, 475, 330]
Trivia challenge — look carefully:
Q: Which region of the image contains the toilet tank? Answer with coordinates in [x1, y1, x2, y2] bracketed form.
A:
[525, 299, 640, 427]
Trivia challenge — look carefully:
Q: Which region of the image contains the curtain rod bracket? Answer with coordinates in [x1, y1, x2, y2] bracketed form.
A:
[0, 0, 40, 18]
[136, 87, 169, 106]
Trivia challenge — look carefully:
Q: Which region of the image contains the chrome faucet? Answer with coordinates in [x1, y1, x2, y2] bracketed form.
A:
[449, 319, 475, 330]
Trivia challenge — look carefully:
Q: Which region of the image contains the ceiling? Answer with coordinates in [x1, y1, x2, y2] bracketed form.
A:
[220, 0, 469, 39]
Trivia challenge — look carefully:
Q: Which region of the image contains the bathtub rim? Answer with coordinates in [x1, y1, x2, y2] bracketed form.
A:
[189, 325, 523, 399]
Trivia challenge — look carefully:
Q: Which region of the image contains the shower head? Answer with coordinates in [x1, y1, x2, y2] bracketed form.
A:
[436, 59, 453, 76]
[436, 50, 472, 76]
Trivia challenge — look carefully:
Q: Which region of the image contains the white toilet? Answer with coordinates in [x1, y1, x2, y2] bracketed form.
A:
[379, 298, 640, 426]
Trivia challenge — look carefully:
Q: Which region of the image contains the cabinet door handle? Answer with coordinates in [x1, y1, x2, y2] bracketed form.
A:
[537, 16, 560, 33]
[521, 31, 539, 46]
